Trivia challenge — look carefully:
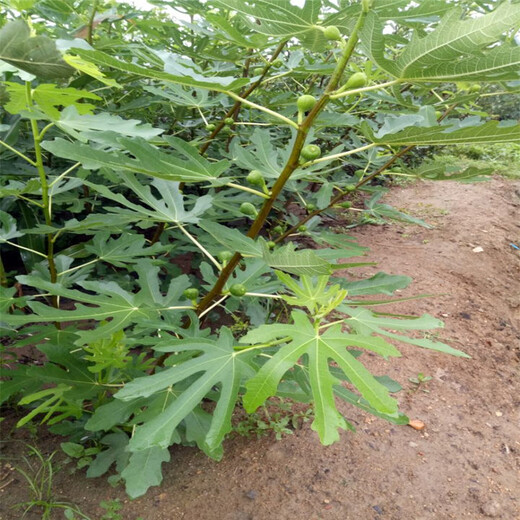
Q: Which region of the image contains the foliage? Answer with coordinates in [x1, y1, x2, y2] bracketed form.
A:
[1, 0, 519, 499]
[432, 142, 520, 179]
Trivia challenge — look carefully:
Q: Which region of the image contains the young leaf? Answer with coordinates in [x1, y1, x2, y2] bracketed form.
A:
[121, 446, 170, 499]
[363, 120, 520, 146]
[83, 175, 212, 225]
[242, 311, 399, 445]
[84, 232, 166, 267]
[42, 137, 230, 183]
[361, 4, 520, 82]
[264, 243, 332, 276]
[3, 83, 100, 119]
[341, 306, 470, 358]
[56, 106, 164, 141]
[0, 210, 24, 242]
[198, 221, 263, 257]
[215, 0, 327, 51]
[87, 433, 130, 478]
[115, 330, 255, 453]
[340, 272, 412, 296]
[0, 20, 73, 79]
[70, 48, 250, 92]
[8, 260, 191, 344]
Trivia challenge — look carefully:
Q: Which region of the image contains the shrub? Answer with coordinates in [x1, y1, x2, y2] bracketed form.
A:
[1, 0, 519, 498]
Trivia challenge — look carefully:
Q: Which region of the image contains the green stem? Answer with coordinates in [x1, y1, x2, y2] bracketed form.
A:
[0, 139, 36, 166]
[57, 258, 99, 277]
[225, 91, 298, 128]
[25, 82, 58, 308]
[330, 79, 400, 99]
[225, 182, 270, 199]
[178, 223, 222, 270]
[5, 241, 48, 258]
[301, 142, 376, 167]
[87, 0, 99, 45]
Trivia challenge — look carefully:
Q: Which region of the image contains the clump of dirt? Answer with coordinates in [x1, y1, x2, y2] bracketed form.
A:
[1, 177, 519, 520]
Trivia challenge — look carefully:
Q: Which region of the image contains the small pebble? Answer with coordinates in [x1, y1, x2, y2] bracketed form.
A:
[408, 419, 426, 431]
[373, 505, 383, 515]
[245, 490, 257, 500]
[481, 501, 500, 517]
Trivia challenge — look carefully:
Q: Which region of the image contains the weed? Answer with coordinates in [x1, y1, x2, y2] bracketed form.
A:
[13, 445, 89, 519]
[234, 399, 314, 440]
[409, 373, 433, 392]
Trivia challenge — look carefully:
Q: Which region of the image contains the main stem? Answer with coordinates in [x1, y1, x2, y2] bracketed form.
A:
[25, 82, 58, 308]
[196, 12, 367, 316]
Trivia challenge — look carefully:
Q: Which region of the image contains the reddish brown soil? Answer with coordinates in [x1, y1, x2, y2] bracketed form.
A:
[1, 177, 519, 520]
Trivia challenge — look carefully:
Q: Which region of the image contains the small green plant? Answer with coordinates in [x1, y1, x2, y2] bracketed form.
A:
[13, 445, 88, 519]
[234, 399, 313, 440]
[99, 499, 123, 520]
[409, 373, 433, 392]
[61, 442, 102, 472]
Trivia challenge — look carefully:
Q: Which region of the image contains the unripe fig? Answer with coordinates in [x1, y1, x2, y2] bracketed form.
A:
[345, 184, 357, 191]
[267, 241, 276, 249]
[253, 67, 263, 76]
[224, 117, 235, 126]
[206, 123, 216, 131]
[221, 126, 233, 136]
[339, 201, 352, 209]
[247, 170, 264, 186]
[306, 203, 316, 211]
[435, 111, 442, 119]
[240, 202, 257, 217]
[298, 225, 308, 232]
[343, 72, 368, 90]
[301, 144, 321, 161]
[217, 250, 233, 262]
[297, 94, 317, 112]
[272, 59, 283, 68]
[229, 283, 247, 297]
[273, 225, 284, 234]
[469, 84, 481, 93]
[183, 288, 199, 300]
[323, 26, 342, 41]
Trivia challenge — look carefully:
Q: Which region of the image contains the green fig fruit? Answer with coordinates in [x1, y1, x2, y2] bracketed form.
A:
[301, 144, 321, 161]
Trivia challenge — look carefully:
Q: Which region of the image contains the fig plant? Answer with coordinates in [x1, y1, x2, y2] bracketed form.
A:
[1, 0, 520, 499]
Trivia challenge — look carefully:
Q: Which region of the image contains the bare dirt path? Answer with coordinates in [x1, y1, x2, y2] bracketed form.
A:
[1, 177, 519, 520]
